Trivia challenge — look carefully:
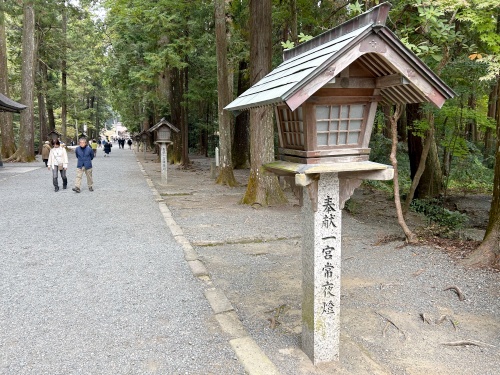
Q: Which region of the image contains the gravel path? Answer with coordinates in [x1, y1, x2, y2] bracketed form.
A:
[0, 146, 243, 374]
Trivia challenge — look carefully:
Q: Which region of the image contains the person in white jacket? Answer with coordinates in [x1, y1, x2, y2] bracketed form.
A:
[47, 140, 69, 192]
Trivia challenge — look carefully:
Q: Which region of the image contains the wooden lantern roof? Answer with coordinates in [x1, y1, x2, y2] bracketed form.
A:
[225, 2, 455, 115]
[149, 118, 180, 133]
[0, 93, 26, 113]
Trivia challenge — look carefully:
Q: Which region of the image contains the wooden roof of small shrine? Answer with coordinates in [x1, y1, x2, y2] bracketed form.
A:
[0, 92, 26, 113]
[149, 118, 180, 133]
[225, 2, 455, 115]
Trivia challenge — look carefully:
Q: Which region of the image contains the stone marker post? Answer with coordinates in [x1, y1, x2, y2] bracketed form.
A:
[301, 173, 341, 363]
[265, 161, 394, 364]
[157, 141, 171, 182]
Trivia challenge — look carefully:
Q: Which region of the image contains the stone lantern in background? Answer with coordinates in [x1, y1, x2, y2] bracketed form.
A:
[149, 118, 180, 182]
[134, 134, 141, 152]
[138, 130, 150, 159]
[225, 2, 455, 365]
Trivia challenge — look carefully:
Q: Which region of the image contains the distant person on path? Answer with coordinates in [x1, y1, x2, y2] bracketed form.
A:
[91, 139, 98, 157]
[73, 137, 94, 193]
[127, 139, 132, 149]
[47, 140, 68, 192]
[103, 141, 112, 157]
[97, 139, 102, 148]
[42, 141, 51, 167]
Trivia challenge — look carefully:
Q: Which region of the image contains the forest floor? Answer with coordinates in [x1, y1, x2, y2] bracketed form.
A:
[143, 153, 499, 375]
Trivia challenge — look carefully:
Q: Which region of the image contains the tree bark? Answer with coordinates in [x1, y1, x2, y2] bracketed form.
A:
[44, 60, 55, 131]
[182, 63, 189, 166]
[37, 85, 48, 153]
[407, 103, 443, 199]
[403, 113, 435, 215]
[389, 104, 416, 242]
[484, 81, 499, 159]
[166, 64, 189, 167]
[61, 2, 67, 141]
[0, 8, 15, 159]
[215, 0, 237, 186]
[168, 67, 183, 164]
[290, 0, 297, 44]
[464, 101, 500, 268]
[8, 1, 36, 162]
[232, 60, 250, 169]
[241, 0, 286, 206]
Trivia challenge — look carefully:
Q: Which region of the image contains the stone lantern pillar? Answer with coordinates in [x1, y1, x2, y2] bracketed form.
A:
[149, 118, 180, 183]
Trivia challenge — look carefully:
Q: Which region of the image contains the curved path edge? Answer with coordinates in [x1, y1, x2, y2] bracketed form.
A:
[135, 157, 281, 375]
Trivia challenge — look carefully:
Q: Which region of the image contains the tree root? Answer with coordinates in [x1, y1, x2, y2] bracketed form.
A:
[419, 313, 432, 324]
[436, 314, 457, 331]
[441, 340, 495, 348]
[443, 285, 465, 301]
[412, 268, 425, 277]
[376, 311, 407, 340]
[266, 304, 289, 330]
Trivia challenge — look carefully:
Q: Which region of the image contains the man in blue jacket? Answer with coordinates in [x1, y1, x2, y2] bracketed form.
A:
[73, 137, 94, 193]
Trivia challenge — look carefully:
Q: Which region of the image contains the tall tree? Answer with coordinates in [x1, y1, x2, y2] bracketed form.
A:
[60, 1, 67, 140]
[36, 60, 48, 151]
[241, 0, 286, 206]
[232, 60, 249, 169]
[215, 0, 237, 186]
[465, 78, 500, 268]
[464, 0, 500, 267]
[0, 6, 15, 159]
[8, 0, 35, 162]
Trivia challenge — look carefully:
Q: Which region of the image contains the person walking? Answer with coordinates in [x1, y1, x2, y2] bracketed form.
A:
[42, 141, 51, 167]
[91, 139, 98, 157]
[47, 140, 68, 192]
[73, 137, 94, 193]
[103, 140, 112, 157]
[127, 139, 132, 149]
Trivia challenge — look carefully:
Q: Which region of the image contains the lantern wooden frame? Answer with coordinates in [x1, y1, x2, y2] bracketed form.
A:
[275, 88, 381, 164]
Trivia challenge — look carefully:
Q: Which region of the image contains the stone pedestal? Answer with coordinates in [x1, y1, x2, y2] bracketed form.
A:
[160, 143, 167, 181]
[302, 173, 341, 363]
[264, 160, 394, 365]
[156, 141, 171, 183]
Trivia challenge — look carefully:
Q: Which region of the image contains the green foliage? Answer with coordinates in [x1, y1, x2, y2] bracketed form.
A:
[447, 152, 494, 195]
[298, 32, 312, 43]
[368, 132, 392, 165]
[410, 198, 468, 234]
[347, 1, 363, 16]
[280, 33, 312, 50]
[280, 40, 295, 50]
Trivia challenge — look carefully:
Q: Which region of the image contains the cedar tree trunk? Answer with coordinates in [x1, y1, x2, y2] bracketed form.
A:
[241, 0, 286, 206]
[464, 110, 500, 268]
[215, 0, 237, 186]
[8, 1, 35, 162]
[0, 9, 15, 159]
[406, 103, 443, 199]
[232, 61, 250, 169]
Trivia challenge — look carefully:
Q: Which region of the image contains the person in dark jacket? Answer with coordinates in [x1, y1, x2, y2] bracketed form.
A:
[72, 137, 94, 193]
[103, 141, 112, 156]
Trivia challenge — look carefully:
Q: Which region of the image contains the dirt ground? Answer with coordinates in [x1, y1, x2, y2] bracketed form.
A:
[142, 154, 499, 375]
